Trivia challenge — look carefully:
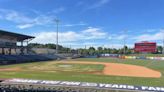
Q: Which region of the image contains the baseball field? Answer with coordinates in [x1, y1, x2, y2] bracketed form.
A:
[0, 58, 164, 87]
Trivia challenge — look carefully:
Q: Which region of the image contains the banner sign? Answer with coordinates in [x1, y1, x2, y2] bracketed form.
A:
[2, 79, 164, 92]
[135, 42, 156, 53]
[121, 56, 164, 61]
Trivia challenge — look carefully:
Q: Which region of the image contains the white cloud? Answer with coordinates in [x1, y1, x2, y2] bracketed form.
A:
[31, 27, 107, 44]
[87, 0, 110, 9]
[17, 23, 34, 29]
[63, 22, 87, 27]
[145, 29, 157, 33]
[82, 27, 107, 39]
[16, 15, 55, 29]
[0, 9, 32, 23]
[108, 34, 128, 40]
[32, 31, 81, 43]
[104, 44, 133, 49]
[69, 43, 133, 49]
[31, 28, 164, 49]
[19, 15, 56, 29]
[133, 31, 164, 41]
[0, 9, 60, 29]
[115, 35, 127, 40]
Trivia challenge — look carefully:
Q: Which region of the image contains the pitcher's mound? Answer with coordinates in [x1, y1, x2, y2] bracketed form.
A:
[61, 61, 161, 78]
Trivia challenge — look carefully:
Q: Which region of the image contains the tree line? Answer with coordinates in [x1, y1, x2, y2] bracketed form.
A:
[28, 43, 163, 55]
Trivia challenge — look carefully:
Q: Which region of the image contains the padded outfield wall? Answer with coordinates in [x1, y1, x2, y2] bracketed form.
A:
[0, 79, 164, 92]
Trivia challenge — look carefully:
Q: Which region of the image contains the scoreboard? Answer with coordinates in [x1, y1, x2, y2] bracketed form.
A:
[134, 42, 156, 53]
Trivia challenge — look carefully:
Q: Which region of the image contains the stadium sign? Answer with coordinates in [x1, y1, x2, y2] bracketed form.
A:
[134, 41, 157, 53]
[3, 79, 164, 92]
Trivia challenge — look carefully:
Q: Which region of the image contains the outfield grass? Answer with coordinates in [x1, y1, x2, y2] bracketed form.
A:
[0, 58, 164, 87]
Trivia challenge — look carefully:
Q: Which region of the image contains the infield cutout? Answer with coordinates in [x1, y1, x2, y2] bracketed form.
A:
[59, 61, 161, 78]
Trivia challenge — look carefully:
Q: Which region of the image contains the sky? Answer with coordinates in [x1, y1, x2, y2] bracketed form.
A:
[0, 0, 164, 49]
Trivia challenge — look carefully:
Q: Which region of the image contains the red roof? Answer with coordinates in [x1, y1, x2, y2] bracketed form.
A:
[135, 41, 156, 44]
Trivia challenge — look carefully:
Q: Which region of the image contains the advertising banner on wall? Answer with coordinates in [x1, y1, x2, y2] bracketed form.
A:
[2, 79, 164, 92]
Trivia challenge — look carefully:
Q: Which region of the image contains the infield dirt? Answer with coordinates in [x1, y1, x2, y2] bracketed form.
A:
[0, 60, 161, 78]
[59, 61, 161, 78]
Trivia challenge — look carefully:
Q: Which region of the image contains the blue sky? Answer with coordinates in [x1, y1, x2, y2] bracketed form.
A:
[0, 0, 164, 48]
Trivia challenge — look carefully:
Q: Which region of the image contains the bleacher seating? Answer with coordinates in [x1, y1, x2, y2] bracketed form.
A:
[0, 55, 57, 65]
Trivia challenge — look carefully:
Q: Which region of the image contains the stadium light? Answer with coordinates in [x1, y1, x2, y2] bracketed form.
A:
[70, 45, 72, 53]
[162, 30, 164, 54]
[54, 19, 60, 54]
[123, 30, 127, 54]
[108, 36, 113, 49]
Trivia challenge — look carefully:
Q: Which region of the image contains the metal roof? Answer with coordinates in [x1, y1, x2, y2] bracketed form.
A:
[0, 29, 35, 41]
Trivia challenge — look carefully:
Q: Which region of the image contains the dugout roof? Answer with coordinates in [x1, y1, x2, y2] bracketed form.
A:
[0, 29, 35, 41]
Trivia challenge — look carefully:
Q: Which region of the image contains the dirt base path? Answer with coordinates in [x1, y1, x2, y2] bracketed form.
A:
[0, 67, 21, 72]
[59, 61, 161, 78]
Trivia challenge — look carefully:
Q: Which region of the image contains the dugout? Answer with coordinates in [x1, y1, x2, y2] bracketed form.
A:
[0, 29, 35, 55]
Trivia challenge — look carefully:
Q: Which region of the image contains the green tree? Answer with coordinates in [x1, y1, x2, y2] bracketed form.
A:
[118, 49, 124, 54]
[88, 47, 96, 55]
[111, 49, 118, 54]
[97, 47, 103, 54]
[157, 46, 163, 54]
[103, 48, 108, 53]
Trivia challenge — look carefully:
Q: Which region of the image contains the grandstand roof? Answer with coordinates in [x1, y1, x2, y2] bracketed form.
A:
[0, 29, 35, 41]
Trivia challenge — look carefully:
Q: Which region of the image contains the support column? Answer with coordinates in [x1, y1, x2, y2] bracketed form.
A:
[9, 48, 11, 55]
[2, 48, 5, 55]
[26, 41, 29, 54]
[20, 41, 24, 55]
[15, 48, 17, 55]
[0, 48, 2, 55]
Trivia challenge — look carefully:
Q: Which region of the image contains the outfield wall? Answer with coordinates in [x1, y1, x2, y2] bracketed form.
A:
[120, 56, 164, 60]
[99, 54, 164, 60]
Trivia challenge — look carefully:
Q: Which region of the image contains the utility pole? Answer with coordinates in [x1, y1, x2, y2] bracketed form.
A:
[123, 30, 127, 55]
[85, 45, 87, 56]
[55, 19, 59, 54]
[70, 45, 72, 53]
[162, 30, 164, 54]
[109, 36, 113, 49]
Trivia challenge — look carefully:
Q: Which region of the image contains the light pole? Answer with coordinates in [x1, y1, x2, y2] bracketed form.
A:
[123, 30, 127, 55]
[70, 45, 71, 53]
[108, 36, 113, 49]
[55, 19, 59, 54]
[162, 30, 164, 54]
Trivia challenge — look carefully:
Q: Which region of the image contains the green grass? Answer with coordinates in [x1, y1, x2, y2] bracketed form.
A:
[0, 58, 164, 87]
[54, 63, 104, 72]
